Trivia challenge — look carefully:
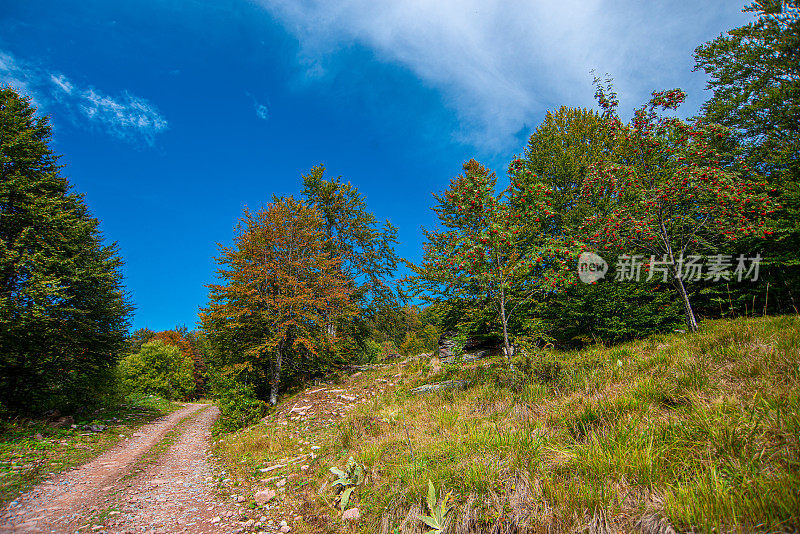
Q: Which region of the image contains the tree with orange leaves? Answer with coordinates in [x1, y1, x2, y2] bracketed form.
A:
[201, 196, 353, 405]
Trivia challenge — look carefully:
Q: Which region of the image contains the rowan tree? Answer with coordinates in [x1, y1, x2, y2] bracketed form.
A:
[408, 160, 576, 360]
[580, 83, 776, 331]
[518, 106, 682, 344]
[201, 196, 353, 405]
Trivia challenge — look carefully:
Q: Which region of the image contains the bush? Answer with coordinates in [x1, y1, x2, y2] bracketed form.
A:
[214, 379, 266, 431]
[117, 340, 195, 400]
[363, 339, 383, 362]
[399, 324, 440, 356]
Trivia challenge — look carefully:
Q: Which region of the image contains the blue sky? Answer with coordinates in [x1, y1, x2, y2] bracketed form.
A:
[0, 0, 750, 332]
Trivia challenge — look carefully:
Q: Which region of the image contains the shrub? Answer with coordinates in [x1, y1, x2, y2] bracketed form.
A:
[117, 340, 195, 400]
[215, 380, 266, 431]
[400, 324, 440, 356]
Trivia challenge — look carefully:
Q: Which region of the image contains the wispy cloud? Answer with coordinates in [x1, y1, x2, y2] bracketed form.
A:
[0, 50, 167, 146]
[247, 92, 270, 121]
[258, 0, 748, 152]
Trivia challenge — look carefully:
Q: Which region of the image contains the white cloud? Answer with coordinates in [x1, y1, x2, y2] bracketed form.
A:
[259, 0, 748, 151]
[50, 74, 74, 95]
[247, 93, 270, 121]
[255, 102, 270, 121]
[0, 50, 167, 146]
[77, 88, 168, 145]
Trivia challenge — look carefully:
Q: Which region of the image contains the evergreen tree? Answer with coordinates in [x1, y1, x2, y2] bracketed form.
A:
[0, 87, 131, 413]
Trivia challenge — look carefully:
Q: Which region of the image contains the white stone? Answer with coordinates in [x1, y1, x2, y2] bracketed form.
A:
[342, 508, 360, 521]
[254, 489, 276, 505]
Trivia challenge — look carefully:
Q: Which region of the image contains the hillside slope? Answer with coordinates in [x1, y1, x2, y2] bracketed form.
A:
[212, 316, 800, 533]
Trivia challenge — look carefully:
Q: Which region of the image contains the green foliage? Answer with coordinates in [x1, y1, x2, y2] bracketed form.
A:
[518, 106, 682, 345]
[408, 159, 578, 358]
[117, 340, 195, 401]
[535, 277, 683, 346]
[694, 2, 800, 316]
[126, 328, 156, 355]
[302, 164, 404, 342]
[0, 87, 131, 414]
[582, 83, 775, 332]
[212, 376, 266, 432]
[330, 456, 365, 510]
[694, 1, 800, 181]
[418, 480, 452, 533]
[399, 324, 440, 356]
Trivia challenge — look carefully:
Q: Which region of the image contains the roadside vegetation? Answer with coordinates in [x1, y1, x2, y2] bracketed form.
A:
[0, 394, 181, 505]
[212, 315, 799, 533]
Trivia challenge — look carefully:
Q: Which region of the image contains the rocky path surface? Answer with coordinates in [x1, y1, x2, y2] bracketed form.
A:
[0, 403, 241, 534]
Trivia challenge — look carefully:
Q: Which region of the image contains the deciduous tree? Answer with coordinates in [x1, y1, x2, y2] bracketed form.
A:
[694, 1, 800, 313]
[409, 160, 575, 360]
[152, 329, 207, 397]
[516, 106, 682, 344]
[118, 340, 195, 401]
[201, 196, 353, 405]
[301, 165, 402, 328]
[581, 84, 775, 331]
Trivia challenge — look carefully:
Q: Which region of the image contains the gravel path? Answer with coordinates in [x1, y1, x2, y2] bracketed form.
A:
[0, 403, 241, 534]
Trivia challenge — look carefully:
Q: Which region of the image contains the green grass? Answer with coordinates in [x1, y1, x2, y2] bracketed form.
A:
[213, 316, 800, 533]
[0, 394, 183, 505]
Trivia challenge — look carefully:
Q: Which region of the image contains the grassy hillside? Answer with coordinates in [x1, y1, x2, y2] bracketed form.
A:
[213, 316, 800, 533]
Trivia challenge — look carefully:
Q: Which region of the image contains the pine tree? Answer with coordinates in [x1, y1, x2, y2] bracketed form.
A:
[0, 87, 131, 413]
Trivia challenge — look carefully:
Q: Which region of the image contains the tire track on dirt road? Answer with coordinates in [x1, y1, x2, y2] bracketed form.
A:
[0, 403, 218, 533]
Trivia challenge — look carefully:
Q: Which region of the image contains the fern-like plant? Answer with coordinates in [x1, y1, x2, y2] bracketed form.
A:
[418, 480, 452, 533]
[330, 456, 365, 510]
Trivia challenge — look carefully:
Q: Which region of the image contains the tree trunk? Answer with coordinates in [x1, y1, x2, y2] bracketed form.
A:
[498, 286, 513, 362]
[674, 275, 699, 332]
[269, 339, 284, 406]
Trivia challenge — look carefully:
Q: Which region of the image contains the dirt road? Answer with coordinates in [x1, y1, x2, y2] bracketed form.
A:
[0, 403, 243, 534]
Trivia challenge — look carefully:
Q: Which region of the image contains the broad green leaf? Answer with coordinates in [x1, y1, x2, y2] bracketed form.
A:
[419, 515, 441, 530]
[426, 480, 436, 513]
[340, 487, 354, 510]
[329, 467, 346, 478]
